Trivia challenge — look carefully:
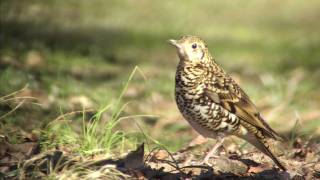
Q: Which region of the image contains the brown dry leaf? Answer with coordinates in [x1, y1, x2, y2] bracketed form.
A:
[123, 143, 144, 169]
[152, 150, 169, 160]
[211, 156, 248, 174]
[248, 164, 270, 174]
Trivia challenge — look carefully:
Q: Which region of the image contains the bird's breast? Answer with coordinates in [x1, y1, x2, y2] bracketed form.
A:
[175, 83, 240, 137]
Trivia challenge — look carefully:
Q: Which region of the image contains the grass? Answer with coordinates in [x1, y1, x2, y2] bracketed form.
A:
[41, 67, 155, 156]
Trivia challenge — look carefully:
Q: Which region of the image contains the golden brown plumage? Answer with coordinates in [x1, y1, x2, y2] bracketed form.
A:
[169, 35, 286, 171]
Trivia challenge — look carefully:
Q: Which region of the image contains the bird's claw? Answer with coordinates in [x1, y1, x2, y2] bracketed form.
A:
[201, 154, 219, 166]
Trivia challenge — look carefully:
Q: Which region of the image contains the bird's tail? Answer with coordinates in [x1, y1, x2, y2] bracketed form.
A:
[240, 134, 287, 171]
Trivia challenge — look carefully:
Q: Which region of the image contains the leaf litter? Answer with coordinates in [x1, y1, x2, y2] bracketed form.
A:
[1, 136, 319, 180]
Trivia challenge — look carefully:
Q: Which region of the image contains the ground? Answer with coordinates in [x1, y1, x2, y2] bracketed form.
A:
[0, 0, 320, 179]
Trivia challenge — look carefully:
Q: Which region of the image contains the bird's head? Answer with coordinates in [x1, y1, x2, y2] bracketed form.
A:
[168, 35, 210, 63]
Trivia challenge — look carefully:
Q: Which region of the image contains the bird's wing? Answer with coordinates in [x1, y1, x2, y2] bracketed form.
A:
[204, 74, 282, 140]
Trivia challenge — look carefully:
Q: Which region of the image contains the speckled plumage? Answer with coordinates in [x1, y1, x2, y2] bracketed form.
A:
[169, 35, 286, 171]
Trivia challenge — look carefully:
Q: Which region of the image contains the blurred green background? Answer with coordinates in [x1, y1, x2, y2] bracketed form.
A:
[1, 0, 320, 150]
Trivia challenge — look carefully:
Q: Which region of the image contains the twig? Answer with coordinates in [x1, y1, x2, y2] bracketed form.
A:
[0, 100, 26, 120]
[0, 84, 29, 101]
[46, 109, 95, 127]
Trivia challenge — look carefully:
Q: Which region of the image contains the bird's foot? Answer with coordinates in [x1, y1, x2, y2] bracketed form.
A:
[201, 154, 219, 166]
[201, 138, 225, 166]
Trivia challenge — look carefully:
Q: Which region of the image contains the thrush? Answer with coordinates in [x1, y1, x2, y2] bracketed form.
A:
[169, 35, 286, 171]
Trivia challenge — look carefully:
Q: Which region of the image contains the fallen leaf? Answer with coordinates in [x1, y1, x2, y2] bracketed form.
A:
[248, 164, 269, 174]
[123, 143, 144, 169]
[211, 156, 248, 174]
[152, 150, 169, 160]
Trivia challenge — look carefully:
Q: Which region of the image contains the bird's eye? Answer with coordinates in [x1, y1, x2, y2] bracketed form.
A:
[192, 43, 197, 49]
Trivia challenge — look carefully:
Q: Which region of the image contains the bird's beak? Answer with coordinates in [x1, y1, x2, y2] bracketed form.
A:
[168, 39, 181, 48]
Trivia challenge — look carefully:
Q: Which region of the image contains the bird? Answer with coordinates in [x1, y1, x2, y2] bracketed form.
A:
[168, 35, 286, 171]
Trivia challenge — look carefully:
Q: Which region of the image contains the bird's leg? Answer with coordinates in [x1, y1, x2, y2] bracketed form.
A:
[202, 137, 225, 165]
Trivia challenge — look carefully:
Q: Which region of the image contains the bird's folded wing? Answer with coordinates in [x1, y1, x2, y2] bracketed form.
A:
[204, 75, 282, 140]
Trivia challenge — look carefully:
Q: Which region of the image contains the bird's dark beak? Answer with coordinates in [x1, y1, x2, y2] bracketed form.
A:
[168, 39, 181, 48]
